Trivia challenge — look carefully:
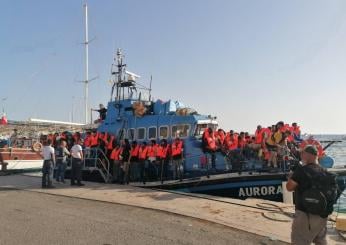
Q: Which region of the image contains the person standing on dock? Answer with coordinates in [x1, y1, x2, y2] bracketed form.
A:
[41, 139, 56, 188]
[55, 140, 70, 183]
[70, 139, 84, 186]
[286, 145, 339, 245]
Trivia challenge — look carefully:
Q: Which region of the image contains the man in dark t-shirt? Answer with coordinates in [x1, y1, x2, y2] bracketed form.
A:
[92, 104, 107, 121]
[286, 145, 328, 245]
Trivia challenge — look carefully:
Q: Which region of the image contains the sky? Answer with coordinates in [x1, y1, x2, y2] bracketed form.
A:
[1, 0, 346, 134]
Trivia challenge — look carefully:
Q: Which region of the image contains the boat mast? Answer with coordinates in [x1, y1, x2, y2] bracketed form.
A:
[83, 3, 89, 124]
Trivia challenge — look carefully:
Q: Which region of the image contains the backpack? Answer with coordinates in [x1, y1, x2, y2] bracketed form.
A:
[300, 166, 340, 218]
[55, 147, 64, 158]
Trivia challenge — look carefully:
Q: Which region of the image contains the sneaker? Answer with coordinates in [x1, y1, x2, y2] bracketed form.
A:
[47, 186, 56, 189]
[77, 183, 85, 186]
[71, 182, 76, 186]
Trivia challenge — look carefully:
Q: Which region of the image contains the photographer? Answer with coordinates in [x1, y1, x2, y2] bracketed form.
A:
[286, 145, 339, 245]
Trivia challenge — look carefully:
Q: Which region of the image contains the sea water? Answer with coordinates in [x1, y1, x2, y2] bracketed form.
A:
[315, 135, 346, 213]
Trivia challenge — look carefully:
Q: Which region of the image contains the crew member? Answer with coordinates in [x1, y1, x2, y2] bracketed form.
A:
[92, 104, 107, 122]
[70, 139, 84, 186]
[41, 139, 55, 188]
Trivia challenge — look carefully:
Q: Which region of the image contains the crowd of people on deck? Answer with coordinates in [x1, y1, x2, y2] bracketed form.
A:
[201, 121, 325, 171]
[39, 120, 325, 187]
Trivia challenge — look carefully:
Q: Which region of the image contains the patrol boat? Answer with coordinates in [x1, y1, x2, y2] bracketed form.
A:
[87, 49, 346, 202]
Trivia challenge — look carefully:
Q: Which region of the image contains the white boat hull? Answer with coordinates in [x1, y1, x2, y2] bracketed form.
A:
[4, 159, 43, 171]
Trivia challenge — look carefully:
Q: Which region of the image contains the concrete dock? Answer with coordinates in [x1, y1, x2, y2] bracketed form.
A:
[0, 174, 344, 245]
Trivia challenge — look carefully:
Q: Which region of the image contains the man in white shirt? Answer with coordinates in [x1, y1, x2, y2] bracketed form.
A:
[41, 139, 56, 188]
[70, 139, 84, 186]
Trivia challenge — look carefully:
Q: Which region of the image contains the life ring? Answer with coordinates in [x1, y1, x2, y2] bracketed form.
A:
[32, 142, 43, 152]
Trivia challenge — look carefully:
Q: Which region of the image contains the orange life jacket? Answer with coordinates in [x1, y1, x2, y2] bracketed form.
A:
[255, 129, 264, 144]
[84, 135, 92, 147]
[171, 140, 183, 157]
[147, 144, 158, 158]
[99, 133, 108, 144]
[157, 144, 170, 158]
[206, 136, 216, 150]
[139, 146, 148, 160]
[90, 133, 99, 147]
[131, 145, 140, 157]
[224, 133, 238, 150]
[110, 147, 123, 161]
[107, 136, 115, 150]
[238, 137, 246, 148]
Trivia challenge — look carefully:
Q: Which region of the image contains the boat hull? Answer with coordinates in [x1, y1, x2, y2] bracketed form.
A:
[135, 169, 346, 202]
[0, 148, 43, 172]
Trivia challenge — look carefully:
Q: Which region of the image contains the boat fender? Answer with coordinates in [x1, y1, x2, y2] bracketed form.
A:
[32, 142, 43, 152]
[319, 155, 334, 169]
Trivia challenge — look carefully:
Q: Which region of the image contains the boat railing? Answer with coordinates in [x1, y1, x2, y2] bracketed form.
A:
[67, 147, 112, 183]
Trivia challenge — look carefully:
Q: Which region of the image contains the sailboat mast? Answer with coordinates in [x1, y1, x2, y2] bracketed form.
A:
[84, 3, 89, 124]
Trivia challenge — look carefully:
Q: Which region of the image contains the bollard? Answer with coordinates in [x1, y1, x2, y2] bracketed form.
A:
[282, 181, 293, 204]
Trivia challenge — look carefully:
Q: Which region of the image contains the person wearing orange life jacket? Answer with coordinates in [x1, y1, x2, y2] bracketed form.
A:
[138, 142, 149, 184]
[204, 128, 217, 170]
[287, 126, 295, 143]
[299, 136, 325, 159]
[224, 130, 238, 151]
[171, 137, 184, 181]
[216, 129, 226, 150]
[90, 131, 99, 147]
[261, 126, 272, 161]
[84, 132, 92, 148]
[146, 140, 159, 180]
[129, 141, 140, 181]
[120, 139, 131, 184]
[110, 143, 122, 183]
[292, 122, 302, 142]
[249, 126, 264, 156]
[106, 135, 115, 152]
[105, 135, 116, 173]
[237, 132, 247, 149]
[157, 139, 170, 183]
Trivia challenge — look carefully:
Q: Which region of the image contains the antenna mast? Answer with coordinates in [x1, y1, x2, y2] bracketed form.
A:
[84, 3, 89, 124]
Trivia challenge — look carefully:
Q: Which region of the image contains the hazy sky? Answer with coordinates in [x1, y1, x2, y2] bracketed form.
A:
[1, 0, 346, 134]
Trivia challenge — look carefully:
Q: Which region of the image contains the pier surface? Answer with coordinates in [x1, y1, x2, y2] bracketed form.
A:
[0, 174, 344, 244]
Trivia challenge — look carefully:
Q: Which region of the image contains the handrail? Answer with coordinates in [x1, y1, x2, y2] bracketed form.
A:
[82, 147, 112, 182]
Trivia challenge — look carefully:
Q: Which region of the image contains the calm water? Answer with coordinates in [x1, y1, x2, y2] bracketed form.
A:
[314, 135, 346, 213]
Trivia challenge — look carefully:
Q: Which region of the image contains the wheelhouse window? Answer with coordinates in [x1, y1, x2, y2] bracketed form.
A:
[137, 128, 146, 140]
[159, 126, 169, 139]
[148, 127, 157, 140]
[171, 124, 190, 138]
[194, 123, 218, 137]
[127, 128, 135, 140]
